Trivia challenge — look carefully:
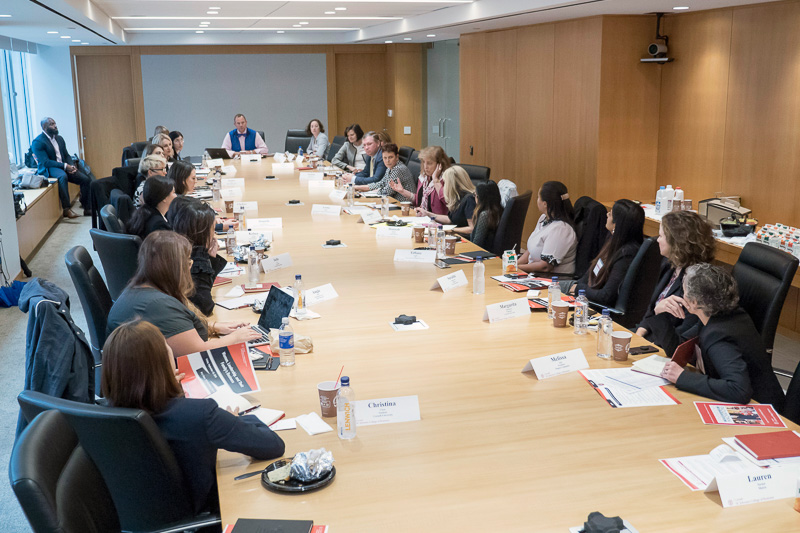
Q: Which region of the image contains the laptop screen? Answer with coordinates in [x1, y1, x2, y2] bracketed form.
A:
[257, 287, 294, 331]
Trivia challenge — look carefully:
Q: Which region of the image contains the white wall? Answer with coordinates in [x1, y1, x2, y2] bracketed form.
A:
[0, 88, 21, 280]
[27, 45, 80, 156]
[140, 54, 328, 157]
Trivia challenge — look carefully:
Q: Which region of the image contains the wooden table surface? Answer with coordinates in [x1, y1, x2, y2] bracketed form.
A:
[212, 159, 800, 532]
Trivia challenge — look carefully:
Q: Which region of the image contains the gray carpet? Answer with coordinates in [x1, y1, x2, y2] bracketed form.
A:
[0, 214, 95, 533]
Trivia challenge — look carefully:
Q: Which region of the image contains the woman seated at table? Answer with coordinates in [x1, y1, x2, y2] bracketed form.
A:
[306, 118, 329, 158]
[107, 231, 260, 356]
[127, 176, 176, 240]
[376, 130, 393, 149]
[169, 131, 184, 161]
[660, 264, 785, 410]
[332, 124, 365, 172]
[416, 166, 476, 236]
[353, 143, 415, 201]
[152, 133, 175, 163]
[168, 160, 197, 196]
[102, 319, 284, 513]
[635, 210, 715, 356]
[470, 181, 503, 250]
[134, 154, 168, 207]
[561, 199, 644, 308]
[168, 197, 227, 316]
[389, 146, 452, 216]
[518, 181, 577, 275]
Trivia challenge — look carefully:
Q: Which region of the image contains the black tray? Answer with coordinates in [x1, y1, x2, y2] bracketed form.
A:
[261, 459, 336, 494]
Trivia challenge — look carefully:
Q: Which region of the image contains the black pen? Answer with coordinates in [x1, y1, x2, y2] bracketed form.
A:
[239, 404, 261, 416]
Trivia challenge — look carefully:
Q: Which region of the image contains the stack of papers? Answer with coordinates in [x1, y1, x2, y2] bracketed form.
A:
[661, 444, 762, 491]
[295, 412, 334, 435]
[579, 368, 678, 408]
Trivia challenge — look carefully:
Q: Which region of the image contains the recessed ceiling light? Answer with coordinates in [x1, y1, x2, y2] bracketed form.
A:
[293, 24, 301, 27]
[196, 30, 204, 33]
[60, 36, 71, 39]
[335, 7, 347, 11]
[0, 15, 11, 18]
[385, 40, 392, 43]
[404, 37, 412, 41]
[299, 22, 309, 25]
[81, 42, 88, 45]
[673, 6, 690, 10]
[277, 30, 285, 34]
[209, 6, 221, 9]
[325, 11, 335, 15]
[201, 21, 210, 24]
[206, 11, 218, 15]
[427, 34, 436, 37]
[47, 31, 58, 34]
[71, 39, 80, 42]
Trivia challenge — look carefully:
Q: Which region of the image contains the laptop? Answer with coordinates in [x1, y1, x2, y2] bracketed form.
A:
[248, 286, 294, 348]
[204, 147, 232, 160]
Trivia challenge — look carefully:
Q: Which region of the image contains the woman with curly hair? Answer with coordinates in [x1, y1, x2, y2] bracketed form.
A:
[635, 210, 715, 355]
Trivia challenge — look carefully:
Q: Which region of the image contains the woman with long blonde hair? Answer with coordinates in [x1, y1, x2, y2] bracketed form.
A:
[417, 165, 476, 236]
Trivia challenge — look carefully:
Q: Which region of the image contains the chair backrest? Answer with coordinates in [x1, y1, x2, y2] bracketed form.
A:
[89, 228, 141, 301]
[573, 196, 610, 279]
[399, 146, 415, 165]
[489, 191, 532, 256]
[109, 189, 134, 226]
[130, 141, 148, 156]
[17, 391, 195, 533]
[285, 129, 311, 153]
[99, 204, 124, 234]
[407, 158, 421, 179]
[783, 359, 800, 424]
[10, 409, 121, 533]
[121, 145, 138, 168]
[124, 156, 141, 169]
[732, 242, 799, 357]
[111, 165, 138, 197]
[256, 130, 266, 144]
[459, 164, 491, 188]
[326, 140, 343, 163]
[331, 135, 346, 146]
[601, 237, 662, 329]
[409, 150, 420, 163]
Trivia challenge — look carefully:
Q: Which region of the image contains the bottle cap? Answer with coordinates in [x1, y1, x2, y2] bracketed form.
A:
[281, 317, 289, 324]
[476, 257, 483, 262]
[296, 274, 302, 280]
[659, 186, 665, 189]
[578, 290, 586, 296]
[250, 245, 255, 250]
[340, 376, 350, 386]
[552, 276, 559, 282]
[602, 309, 610, 316]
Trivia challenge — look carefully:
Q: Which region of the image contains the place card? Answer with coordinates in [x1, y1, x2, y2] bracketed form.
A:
[233, 201, 258, 213]
[221, 165, 237, 175]
[221, 178, 245, 188]
[521, 348, 589, 379]
[300, 172, 324, 180]
[329, 189, 348, 201]
[311, 204, 342, 216]
[304, 283, 338, 306]
[714, 467, 800, 507]
[394, 249, 437, 263]
[247, 217, 282, 228]
[260, 253, 292, 273]
[220, 187, 242, 199]
[207, 158, 224, 168]
[430, 269, 468, 292]
[361, 211, 382, 224]
[308, 180, 334, 190]
[354, 396, 421, 426]
[483, 298, 530, 323]
[343, 206, 372, 215]
[376, 226, 413, 239]
[272, 162, 295, 173]
[240, 154, 260, 163]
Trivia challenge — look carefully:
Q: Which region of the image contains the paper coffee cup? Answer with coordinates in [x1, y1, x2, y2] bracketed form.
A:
[445, 236, 458, 255]
[612, 332, 633, 361]
[401, 202, 412, 216]
[317, 381, 340, 418]
[413, 225, 425, 243]
[224, 199, 234, 213]
[552, 301, 570, 328]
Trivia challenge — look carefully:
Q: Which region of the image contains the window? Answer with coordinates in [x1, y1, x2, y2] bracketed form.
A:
[0, 50, 35, 166]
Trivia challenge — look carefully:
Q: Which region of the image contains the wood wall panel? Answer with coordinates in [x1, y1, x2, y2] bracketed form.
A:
[657, 10, 732, 207]
[386, 47, 425, 149]
[334, 53, 387, 138]
[459, 33, 487, 165]
[484, 30, 518, 181]
[597, 16, 661, 204]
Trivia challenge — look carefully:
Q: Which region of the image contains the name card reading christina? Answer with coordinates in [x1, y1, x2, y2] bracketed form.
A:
[430, 269, 468, 292]
[377, 226, 413, 239]
[260, 253, 292, 273]
[311, 204, 342, 216]
[304, 283, 338, 306]
[522, 348, 589, 379]
[394, 249, 437, 263]
[354, 395, 421, 426]
[714, 467, 800, 507]
[483, 298, 530, 323]
[233, 201, 258, 213]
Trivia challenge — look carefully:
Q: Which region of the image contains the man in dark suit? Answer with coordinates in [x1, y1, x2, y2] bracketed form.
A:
[31, 117, 93, 218]
[344, 131, 386, 186]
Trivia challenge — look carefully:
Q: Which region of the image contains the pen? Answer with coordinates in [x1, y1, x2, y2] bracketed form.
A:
[239, 404, 261, 416]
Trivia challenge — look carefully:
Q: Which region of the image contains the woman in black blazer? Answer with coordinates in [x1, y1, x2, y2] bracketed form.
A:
[102, 319, 285, 513]
[127, 176, 176, 240]
[635, 211, 715, 356]
[661, 264, 785, 410]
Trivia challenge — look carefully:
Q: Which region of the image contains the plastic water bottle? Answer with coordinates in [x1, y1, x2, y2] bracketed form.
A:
[247, 245, 259, 285]
[655, 186, 665, 215]
[293, 274, 306, 316]
[278, 317, 295, 367]
[346, 183, 355, 207]
[664, 185, 675, 213]
[336, 376, 356, 439]
[381, 194, 390, 218]
[574, 290, 588, 335]
[597, 309, 613, 359]
[547, 276, 560, 319]
[212, 176, 221, 201]
[297, 146, 304, 158]
[202, 150, 210, 168]
[473, 257, 485, 294]
[226, 226, 236, 254]
[436, 226, 446, 260]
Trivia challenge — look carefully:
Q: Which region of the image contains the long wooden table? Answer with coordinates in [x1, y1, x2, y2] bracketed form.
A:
[213, 160, 800, 531]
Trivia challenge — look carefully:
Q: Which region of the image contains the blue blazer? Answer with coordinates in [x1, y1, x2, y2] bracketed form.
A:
[354, 149, 386, 185]
[151, 397, 285, 513]
[31, 132, 73, 177]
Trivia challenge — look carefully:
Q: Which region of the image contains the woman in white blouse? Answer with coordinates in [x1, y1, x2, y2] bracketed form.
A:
[518, 181, 578, 275]
[306, 118, 329, 158]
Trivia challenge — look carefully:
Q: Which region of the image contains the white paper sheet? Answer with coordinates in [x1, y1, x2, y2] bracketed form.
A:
[295, 412, 334, 435]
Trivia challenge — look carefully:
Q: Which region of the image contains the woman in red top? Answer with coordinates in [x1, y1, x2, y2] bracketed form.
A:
[390, 145, 452, 216]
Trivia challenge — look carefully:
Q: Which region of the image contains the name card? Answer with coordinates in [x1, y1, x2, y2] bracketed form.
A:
[300, 172, 324, 180]
[361, 211, 382, 225]
[376, 226, 413, 239]
[714, 467, 800, 507]
[220, 187, 242, 199]
[431, 269, 468, 292]
[233, 201, 258, 213]
[329, 189, 348, 201]
[246, 217, 282, 228]
[483, 298, 530, 323]
[394, 249, 437, 263]
[207, 158, 224, 168]
[308, 180, 334, 190]
[272, 162, 295, 173]
[241, 154, 260, 163]
[305, 283, 338, 306]
[354, 395, 421, 426]
[521, 348, 589, 379]
[260, 252, 292, 273]
[221, 178, 245, 188]
[311, 204, 342, 216]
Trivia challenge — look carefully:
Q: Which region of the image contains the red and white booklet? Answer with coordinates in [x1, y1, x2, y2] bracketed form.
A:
[694, 401, 786, 428]
[177, 343, 260, 399]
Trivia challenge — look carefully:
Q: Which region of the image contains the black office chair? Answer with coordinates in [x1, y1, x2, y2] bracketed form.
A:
[588, 237, 662, 329]
[285, 129, 312, 153]
[10, 409, 121, 533]
[459, 164, 491, 188]
[125, 156, 141, 169]
[409, 150, 420, 163]
[399, 146, 415, 165]
[17, 391, 221, 533]
[109, 189, 134, 227]
[326, 140, 344, 163]
[130, 141, 148, 157]
[256, 130, 266, 145]
[573, 196, 610, 279]
[331, 135, 346, 146]
[121, 145, 138, 168]
[89, 229, 141, 301]
[407, 158, 421, 179]
[783, 360, 800, 423]
[98, 204, 123, 234]
[732, 242, 799, 366]
[489, 191, 532, 256]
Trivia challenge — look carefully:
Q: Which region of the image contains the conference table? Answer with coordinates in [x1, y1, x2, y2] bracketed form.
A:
[211, 158, 800, 531]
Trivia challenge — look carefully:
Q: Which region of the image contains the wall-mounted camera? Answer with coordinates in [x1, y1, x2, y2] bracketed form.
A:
[648, 42, 668, 57]
[641, 14, 674, 64]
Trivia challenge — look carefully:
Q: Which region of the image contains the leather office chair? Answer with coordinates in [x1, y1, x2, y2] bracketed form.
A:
[588, 237, 661, 329]
[121, 145, 138, 167]
[256, 130, 266, 145]
[732, 242, 799, 365]
[285, 129, 312, 154]
[65, 246, 112, 394]
[489, 191, 532, 256]
[409, 150, 420, 163]
[331, 135, 346, 146]
[573, 196, 610, 279]
[10, 409, 121, 533]
[125, 156, 141, 169]
[399, 146, 415, 165]
[130, 141, 148, 157]
[89, 229, 141, 301]
[407, 158, 421, 179]
[327, 140, 343, 163]
[17, 391, 221, 533]
[459, 164, 491, 188]
[109, 189, 134, 227]
[99, 204, 124, 234]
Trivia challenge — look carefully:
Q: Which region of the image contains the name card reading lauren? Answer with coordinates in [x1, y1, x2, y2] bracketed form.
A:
[394, 249, 437, 263]
[260, 253, 292, 273]
[304, 283, 338, 306]
[377, 226, 413, 239]
[431, 269, 468, 292]
[521, 348, 589, 379]
[354, 395, 421, 426]
[483, 298, 530, 323]
[714, 467, 800, 507]
[311, 204, 342, 216]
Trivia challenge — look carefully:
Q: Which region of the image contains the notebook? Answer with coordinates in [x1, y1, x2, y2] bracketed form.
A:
[734, 430, 800, 460]
[631, 337, 697, 377]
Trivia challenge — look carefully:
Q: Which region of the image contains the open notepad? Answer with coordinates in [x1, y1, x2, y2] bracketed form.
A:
[631, 337, 697, 377]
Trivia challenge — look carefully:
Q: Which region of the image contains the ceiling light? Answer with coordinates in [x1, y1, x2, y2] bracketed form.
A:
[207, 11, 218, 15]
[427, 34, 436, 37]
[277, 30, 285, 33]
[335, 7, 347, 11]
[673, 6, 690, 10]
[201, 21, 210, 24]
[60, 36, 71, 39]
[299, 22, 309, 25]
[404, 37, 412, 41]
[71, 39, 80, 42]
[209, 6, 221, 9]
[385, 40, 392, 43]
[293, 24, 301, 27]
[81, 42, 88, 45]
[325, 11, 335, 15]
[47, 31, 58, 34]
[0, 15, 11, 18]
[196, 30, 204, 33]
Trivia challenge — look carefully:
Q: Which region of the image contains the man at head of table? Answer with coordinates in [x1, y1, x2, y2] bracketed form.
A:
[222, 113, 269, 157]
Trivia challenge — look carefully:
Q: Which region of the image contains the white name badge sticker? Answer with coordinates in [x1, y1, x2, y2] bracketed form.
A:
[272, 162, 295, 173]
[241, 154, 260, 163]
[361, 211, 382, 225]
[260, 253, 293, 273]
[233, 201, 258, 213]
[207, 158, 224, 168]
[431, 269, 469, 293]
[354, 395, 421, 426]
[376, 226, 413, 239]
[714, 467, 800, 507]
[220, 187, 243, 199]
[246, 217, 282, 228]
[329, 189, 348, 202]
[394, 249, 437, 263]
[305, 283, 338, 306]
[483, 298, 530, 323]
[221, 178, 245, 188]
[300, 172, 324, 181]
[308, 180, 334, 190]
[311, 204, 342, 216]
[521, 348, 589, 379]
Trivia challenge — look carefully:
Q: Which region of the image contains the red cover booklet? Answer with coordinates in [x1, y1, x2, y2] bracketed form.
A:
[734, 430, 800, 460]
[177, 343, 260, 399]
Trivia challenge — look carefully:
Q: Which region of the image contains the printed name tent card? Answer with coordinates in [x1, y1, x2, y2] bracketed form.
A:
[430, 270, 468, 292]
[222, 178, 245, 188]
[272, 162, 295, 173]
[311, 204, 342, 216]
[361, 211, 382, 224]
[247, 217, 282, 228]
[300, 172, 324, 180]
[394, 249, 437, 263]
[233, 201, 258, 213]
[308, 180, 334, 190]
[521, 348, 589, 379]
[483, 298, 530, 323]
[220, 187, 243, 199]
[329, 189, 348, 202]
[304, 283, 338, 306]
[354, 396, 421, 426]
[240, 154, 260, 163]
[376, 226, 413, 239]
[260, 253, 293, 273]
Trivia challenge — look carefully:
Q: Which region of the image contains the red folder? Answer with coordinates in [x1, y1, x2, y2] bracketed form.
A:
[213, 277, 232, 287]
[734, 430, 800, 460]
